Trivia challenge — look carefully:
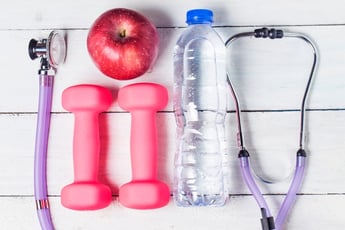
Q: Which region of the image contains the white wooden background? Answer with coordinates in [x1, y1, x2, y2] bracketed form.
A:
[1, 0, 345, 229]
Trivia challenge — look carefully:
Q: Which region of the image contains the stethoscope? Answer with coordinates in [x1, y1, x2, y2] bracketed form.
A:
[28, 31, 66, 230]
[225, 28, 318, 230]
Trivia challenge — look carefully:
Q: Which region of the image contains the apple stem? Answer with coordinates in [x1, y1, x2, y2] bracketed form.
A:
[119, 29, 126, 38]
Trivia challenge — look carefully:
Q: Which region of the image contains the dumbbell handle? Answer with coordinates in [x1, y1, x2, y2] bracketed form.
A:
[130, 110, 158, 181]
[72, 112, 101, 182]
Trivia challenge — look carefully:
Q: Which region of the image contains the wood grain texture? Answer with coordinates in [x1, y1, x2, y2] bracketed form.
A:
[1, 0, 345, 29]
[1, 195, 345, 229]
[0, 0, 345, 229]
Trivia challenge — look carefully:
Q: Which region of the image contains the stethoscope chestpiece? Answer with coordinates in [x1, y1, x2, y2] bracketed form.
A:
[28, 31, 66, 69]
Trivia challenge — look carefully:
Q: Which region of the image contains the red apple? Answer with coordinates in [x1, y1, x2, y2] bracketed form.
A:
[87, 8, 159, 80]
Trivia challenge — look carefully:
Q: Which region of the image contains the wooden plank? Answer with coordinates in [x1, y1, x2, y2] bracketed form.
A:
[0, 195, 344, 229]
[1, 1, 345, 29]
[1, 26, 345, 112]
[1, 110, 344, 195]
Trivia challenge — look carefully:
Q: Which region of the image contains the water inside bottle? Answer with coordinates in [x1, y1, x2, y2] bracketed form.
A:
[174, 36, 227, 206]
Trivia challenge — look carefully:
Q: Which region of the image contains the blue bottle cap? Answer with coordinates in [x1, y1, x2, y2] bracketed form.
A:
[186, 9, 213, 25]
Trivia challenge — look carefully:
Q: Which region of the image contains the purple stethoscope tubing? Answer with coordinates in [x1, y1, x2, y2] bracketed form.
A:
[225, 28, 318, 230]
[275, 155, 306, 229]
[30, 31, 66, 230]
[34, 74, 54, 230]
[238, 152, 306, 230]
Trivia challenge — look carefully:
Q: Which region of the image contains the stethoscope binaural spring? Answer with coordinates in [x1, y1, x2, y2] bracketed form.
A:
[225, 28, 318, 230]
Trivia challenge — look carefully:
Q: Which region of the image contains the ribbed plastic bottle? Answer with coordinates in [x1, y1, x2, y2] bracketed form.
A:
[173, 9, 228, 207]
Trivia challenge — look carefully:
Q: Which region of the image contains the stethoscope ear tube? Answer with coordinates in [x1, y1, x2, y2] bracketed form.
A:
[275, 154, 306, 229]
[226, 28, 318, 230]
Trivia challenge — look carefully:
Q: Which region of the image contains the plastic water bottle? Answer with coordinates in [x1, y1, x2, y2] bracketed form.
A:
[173, 9, 228, 207]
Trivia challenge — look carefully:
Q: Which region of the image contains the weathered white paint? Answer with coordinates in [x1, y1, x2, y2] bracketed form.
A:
[0, 1, 345, 229]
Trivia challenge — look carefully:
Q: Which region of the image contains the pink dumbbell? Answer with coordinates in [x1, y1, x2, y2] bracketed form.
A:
[118, 83, 170, 209]
[61, 84, 113, 210]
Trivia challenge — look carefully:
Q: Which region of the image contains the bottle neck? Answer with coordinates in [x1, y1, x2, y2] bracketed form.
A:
[187, 22, 212, 26]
